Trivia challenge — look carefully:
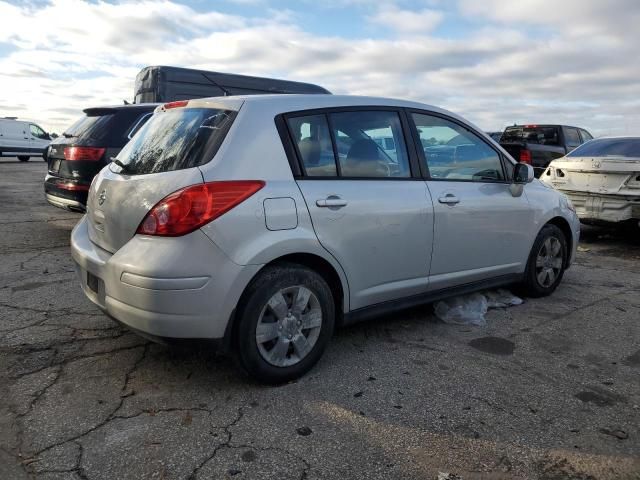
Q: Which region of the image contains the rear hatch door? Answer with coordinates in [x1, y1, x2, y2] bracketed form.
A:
[86, 103, 238, 253]
[48, 108, 142, 182]
[88, 167, 204, 252]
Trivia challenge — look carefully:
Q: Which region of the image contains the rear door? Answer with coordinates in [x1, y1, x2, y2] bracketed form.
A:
[288, 109, 434, 310]
[410, 111, 535, 290]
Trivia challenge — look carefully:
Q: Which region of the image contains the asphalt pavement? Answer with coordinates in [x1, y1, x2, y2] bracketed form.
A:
[1, 157, 639, 479]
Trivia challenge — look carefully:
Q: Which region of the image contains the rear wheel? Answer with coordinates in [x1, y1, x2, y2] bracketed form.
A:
[520, 224, 567, 297]
[235, 263, 335, 384]
[17, 156, 30, 162]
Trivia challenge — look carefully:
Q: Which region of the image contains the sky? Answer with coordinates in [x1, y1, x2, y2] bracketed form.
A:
[0, 0, 639, 135]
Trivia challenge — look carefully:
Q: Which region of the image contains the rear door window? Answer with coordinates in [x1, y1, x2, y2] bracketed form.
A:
[565, 128, 581, 149]
[286, 110, 411, 178]
[579, 129, 593, 142]
[330, 111, 410, 178]
[287, 115, 337, 176]
[115, 108, 235, 175]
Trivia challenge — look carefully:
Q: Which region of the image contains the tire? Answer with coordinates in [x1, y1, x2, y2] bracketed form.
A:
[17, 156, 30, 162]
[519, 224, 567, 298]
[234, 263, 335, 384]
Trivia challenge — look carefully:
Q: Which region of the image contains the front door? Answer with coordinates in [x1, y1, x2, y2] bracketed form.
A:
[410, 111, 535, 290]
[288, 109, 434, 310]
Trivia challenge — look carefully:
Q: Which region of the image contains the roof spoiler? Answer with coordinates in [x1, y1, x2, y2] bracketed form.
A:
[83, 107, 118, 116]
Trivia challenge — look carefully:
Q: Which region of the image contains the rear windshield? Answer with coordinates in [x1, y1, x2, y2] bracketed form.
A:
[501, 126, 560, 146]
[114, 108, 235, 175]
[567, 138, 640, 158]
[62, 114, 115, 141]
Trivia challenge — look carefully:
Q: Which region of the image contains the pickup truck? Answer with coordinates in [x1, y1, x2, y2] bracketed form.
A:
[499, 124, 593, 177]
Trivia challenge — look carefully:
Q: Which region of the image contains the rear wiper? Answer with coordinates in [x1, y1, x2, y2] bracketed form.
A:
[62, 132, 74, 138]
[110, 157, 130, 172]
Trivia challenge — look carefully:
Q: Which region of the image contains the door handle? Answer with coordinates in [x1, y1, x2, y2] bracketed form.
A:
[316, 197, 347, 208]
[438, 194, 460, 205]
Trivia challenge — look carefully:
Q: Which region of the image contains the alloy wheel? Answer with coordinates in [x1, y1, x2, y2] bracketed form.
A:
[256, 286, 323, 367]
[535, 236, 563, 288]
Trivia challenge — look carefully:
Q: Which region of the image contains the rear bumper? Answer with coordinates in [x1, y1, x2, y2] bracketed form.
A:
[563, 191, 640, 223]
[70, 216, 262, 339]
[44, 174, 89, 211]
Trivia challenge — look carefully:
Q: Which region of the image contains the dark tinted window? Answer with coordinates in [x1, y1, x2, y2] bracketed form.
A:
[287, 115, 337, 176]
[501, 126, 560, 146]
[567, 138, 640, 158]
[127, 113, 153, 139]
[63, 114, 114, 141]
[61, 109, 153, 146]
[565, 128, 581, 148]
[413, 113, 504, 181]
[115, 108, 235, 175]
[329, 110, 410, 178]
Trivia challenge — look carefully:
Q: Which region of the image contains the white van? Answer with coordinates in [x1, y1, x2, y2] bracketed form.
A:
[0, 117, 51, 161]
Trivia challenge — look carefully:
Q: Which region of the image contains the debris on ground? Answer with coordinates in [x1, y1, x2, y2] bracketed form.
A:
[434, 289, 523, 326]
[438, 473, 463, 480]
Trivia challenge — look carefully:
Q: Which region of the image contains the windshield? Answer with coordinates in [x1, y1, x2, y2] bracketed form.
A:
[501, 126, 560, 146]
[567, 138, 640, 158]
[114, 108, 235, 175]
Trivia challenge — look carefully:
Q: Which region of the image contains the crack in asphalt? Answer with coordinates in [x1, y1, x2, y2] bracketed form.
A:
[21, 345, 149, 477]
[186, 407, 245, 480]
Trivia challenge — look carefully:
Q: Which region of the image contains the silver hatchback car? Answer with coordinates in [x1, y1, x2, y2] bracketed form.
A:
[71, 95, 579, 383]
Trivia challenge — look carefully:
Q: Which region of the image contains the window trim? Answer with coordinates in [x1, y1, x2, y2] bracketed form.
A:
[127, 112, 154, 140]
[579, 128, 593, 143]
[29, 123, 46, 139]
[563, 126, 582, 149]
[276, 106, 423, 181]
[406, 108, 511, 184]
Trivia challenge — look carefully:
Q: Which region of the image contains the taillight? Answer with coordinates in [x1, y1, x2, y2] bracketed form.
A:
[55, 180, 89, 191]
[63, 147, 106, 161]
[520, 149, 532, 164]
[163, 100, 189, 109]
[136, 181, 265, 237]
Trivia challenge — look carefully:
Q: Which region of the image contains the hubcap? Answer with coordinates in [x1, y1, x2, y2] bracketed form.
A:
[256, 286, 323, 367]
[535, 236, 563, 288]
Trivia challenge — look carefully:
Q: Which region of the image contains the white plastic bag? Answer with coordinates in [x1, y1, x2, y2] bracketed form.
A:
[434, 289, 522, 326]
[485, 288, 524, 308]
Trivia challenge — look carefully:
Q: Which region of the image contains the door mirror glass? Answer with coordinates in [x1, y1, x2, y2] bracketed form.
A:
[513, 162, 534, 184]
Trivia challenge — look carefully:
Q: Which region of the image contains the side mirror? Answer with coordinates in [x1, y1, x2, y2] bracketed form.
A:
[513, 162, 534, 184]
[510, 163, 534, 197]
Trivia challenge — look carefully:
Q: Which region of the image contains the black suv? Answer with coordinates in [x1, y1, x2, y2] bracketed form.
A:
[44, 104, 157, 212]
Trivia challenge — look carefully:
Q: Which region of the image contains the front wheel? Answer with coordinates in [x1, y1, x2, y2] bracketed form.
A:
[18, 156, 30, 162]
[234, 263, 335, 384]
[519, 224, 567, 297]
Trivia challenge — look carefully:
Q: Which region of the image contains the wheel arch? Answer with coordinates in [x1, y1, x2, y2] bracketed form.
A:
[545, 216, 573, 268]
[222, 251, 349, 352]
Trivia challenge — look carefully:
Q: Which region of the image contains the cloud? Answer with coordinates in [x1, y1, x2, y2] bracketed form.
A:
[0, 0, 638, 137]
[369, 6, 444, 33]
